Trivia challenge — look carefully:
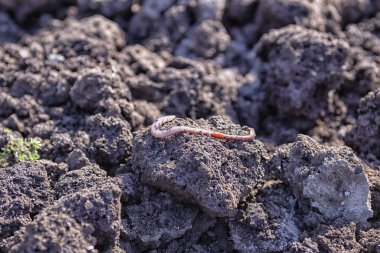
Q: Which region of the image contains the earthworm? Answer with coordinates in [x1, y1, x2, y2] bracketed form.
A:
[150, 115, 256, 141]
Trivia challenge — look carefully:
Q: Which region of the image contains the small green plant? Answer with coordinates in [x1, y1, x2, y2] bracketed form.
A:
[0, 130, 42, 167]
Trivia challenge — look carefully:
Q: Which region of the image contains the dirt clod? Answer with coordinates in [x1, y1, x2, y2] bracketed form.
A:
[133, 116, 268, 217]
[274, 135, 373, 222]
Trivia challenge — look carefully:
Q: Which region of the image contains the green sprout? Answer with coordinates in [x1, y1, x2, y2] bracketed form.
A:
[0, 130, 42, 167]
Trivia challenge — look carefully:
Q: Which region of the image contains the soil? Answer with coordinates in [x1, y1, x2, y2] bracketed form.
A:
[0, 0, 379, 252]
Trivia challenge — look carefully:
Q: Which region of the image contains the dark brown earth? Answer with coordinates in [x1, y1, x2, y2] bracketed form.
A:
[0, 0, 379, 252]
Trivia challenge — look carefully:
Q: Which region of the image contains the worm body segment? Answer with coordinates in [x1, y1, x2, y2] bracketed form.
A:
[150, 115, 256, 141]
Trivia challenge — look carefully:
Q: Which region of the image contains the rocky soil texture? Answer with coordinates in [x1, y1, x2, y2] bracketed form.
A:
[0, 0, 380, 252]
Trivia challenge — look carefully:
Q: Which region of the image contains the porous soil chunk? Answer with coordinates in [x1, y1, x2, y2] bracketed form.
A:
[46, 15, 126, 52]
[46, 179, 123, 252]
[289, 221, 362, 253]
[37, 159, 68, 182]
[66, 148, 92, 170]
[86, 114, 133, 165]
[162, 213, 218, 252]
[176, 19, 230, 58]
[0, 162, 53, 248]
[338, 47, 380, 110]
[70, 69, 132, 115]
[8, 213, 96, 253]
[123, 192, 198, 251]
[251, 0, 325, 42]
[315, 222, 362, 253]
[54, 164, 107, 199]
[255, 25, 349, 121]
[357, 225, 380, 253]
[335, 0, 380, 24]
[345, 14, 380, 57]
[273, 135, 372, 222]
[229, 183, 300, 252]
[365, 167, 380, 219]
[0, 92, 18, 118]
[345, 88, 380, 162]
[132, 116, 268, 217]
[122, 45, 166, 74]
[127, 56, 241, 121]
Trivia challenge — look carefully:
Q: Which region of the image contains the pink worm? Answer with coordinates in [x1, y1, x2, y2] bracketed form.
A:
[150, 115, 256, 141]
